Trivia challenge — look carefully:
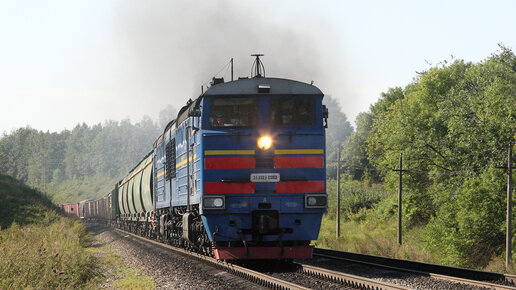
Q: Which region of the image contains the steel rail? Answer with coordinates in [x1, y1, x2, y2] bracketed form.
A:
[314, 248, 516, 290]
[294, 262, 411, 290]
[113, 228, 409, 289]
[114, 229, 308, 290]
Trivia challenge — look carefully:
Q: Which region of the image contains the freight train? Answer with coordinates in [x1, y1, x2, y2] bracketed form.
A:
[79, 56, 328, 259]
[57, 202, 80, 217]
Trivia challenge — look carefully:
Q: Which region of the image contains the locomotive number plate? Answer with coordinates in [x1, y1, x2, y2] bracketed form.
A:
[250, 173, 280, 183]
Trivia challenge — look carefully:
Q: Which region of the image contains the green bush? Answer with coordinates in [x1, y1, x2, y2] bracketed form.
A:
[326, 179, 389, 220]
[424, 168, 507, 268]
[0, 175, 58, 229]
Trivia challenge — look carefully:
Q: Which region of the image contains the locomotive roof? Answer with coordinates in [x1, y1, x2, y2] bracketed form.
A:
[203, 77, 323, 96]
[153, 76, 323, 148]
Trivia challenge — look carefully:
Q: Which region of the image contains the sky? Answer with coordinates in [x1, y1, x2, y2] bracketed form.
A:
[1, 0, 515, 134]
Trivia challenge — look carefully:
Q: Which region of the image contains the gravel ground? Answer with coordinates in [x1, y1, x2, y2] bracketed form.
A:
[269, 271, 353, 289]
[88, 224, 265, 289]
[298, 256, 491, 289]
[238, 260, 351, 289]
[88, 224, 490, 289]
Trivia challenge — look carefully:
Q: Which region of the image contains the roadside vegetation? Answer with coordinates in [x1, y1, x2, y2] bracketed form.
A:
[317, 45, 516, 273]
[0, 174, 155, 289]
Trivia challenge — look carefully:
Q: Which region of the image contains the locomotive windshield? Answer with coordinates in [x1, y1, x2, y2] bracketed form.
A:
[209, 97, 258, 127]
[270, 96, 315, 126]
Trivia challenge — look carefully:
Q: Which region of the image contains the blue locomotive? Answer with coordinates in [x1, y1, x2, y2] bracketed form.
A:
[86, 56, 328, 259]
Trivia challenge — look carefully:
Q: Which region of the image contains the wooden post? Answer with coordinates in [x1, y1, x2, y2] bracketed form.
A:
[336, 148, 341, 238]
[398, 153, 403, 245]
[507, 142, 513, 269]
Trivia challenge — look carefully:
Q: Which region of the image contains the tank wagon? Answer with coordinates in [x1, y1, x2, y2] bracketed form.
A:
[83, 56, 329, 259]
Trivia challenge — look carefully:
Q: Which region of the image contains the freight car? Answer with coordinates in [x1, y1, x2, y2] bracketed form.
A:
[84, 55, 328, 259]
[57, 202, 79, 217]
[79, 200, 95, 220]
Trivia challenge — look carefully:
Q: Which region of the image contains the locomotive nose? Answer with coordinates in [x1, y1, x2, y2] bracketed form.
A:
[252, 210, 280, 235]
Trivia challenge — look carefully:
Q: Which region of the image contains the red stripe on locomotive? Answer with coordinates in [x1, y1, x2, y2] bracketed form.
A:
[205, 157, 255, 169]
[204, 182, 256, 194]
[275, 181, 325, 193]
[273, 156, 323, 168]
[214, 246, 313, 259]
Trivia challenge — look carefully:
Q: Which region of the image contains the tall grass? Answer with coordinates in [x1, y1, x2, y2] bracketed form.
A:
[325, 179, 390, 219]
[0, 212, 99, 289]
[315, 211, 434, 262]
[316, 179, 433, 262]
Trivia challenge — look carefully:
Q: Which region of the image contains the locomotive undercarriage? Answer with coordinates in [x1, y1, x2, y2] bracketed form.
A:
[102, 207, 313, 260]
[113, 205, 212, 257]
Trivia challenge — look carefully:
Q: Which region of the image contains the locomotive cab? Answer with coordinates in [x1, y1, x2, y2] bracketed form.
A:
[198, 75, 328, 259]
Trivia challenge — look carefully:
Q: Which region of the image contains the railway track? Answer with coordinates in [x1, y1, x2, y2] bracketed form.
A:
[113, 228, 409, 289]
[312, 248, 516, 289]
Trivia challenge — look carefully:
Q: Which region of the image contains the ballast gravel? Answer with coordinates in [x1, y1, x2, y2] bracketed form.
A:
[89, 224, 265, 289]
[299, 256, 491, 290]
[89, 224, 489, 289]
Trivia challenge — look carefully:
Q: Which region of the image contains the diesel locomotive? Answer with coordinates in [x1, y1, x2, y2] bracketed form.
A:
[82, 56, 329, 259]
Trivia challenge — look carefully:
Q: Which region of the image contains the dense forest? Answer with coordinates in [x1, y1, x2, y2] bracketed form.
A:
[321, 45, 515, 269]
[0, 97, 349, 203]
[0, 118, 161, 202]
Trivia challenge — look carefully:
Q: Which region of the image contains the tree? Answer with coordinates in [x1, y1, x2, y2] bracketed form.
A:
[361, 46, 515, 261]
[159, 104, 178, 129]
[323, 96, 353, 177]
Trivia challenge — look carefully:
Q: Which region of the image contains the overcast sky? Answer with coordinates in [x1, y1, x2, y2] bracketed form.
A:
[1, 0, 515, 134]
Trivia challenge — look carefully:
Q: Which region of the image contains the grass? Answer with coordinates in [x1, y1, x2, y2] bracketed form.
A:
[314, 211, 434, 263]
[0, 215, 99, 289]
[92, 236, 156, 289]
[0, 174, 100, 288]
[0, 174, 59, 229]
[316, 178, 516, 274]
[0, 173, 155, 288]
[0, 216, 156, 289]
[112, 269, 156, 290]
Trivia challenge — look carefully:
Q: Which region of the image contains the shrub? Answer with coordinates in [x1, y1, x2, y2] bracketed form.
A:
[424, 168, 507, 267]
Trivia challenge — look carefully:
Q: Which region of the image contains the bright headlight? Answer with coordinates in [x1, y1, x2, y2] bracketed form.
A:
[257, 135, 272, 150]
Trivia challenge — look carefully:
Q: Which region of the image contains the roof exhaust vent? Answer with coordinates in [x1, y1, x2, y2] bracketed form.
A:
[258, 84, 270, 93]
[211, 77, 224, 86]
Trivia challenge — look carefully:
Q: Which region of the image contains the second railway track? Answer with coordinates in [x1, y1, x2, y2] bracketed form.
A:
[112, 227, 413, 289]
[310, 248, 516, 289]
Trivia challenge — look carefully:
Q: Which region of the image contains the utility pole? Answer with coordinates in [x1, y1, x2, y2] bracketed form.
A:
[507, 142, 513, 269]
[230, 58, 234, 81]
[336, 148, 341, 238]
[330, 148, 344, 238]
[392, 153, 407, 245]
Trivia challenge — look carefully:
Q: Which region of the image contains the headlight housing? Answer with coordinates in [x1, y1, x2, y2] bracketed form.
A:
[203, 196, 225, 209]
[305, 194, 327, 208]
[257, 135, 272, 150]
